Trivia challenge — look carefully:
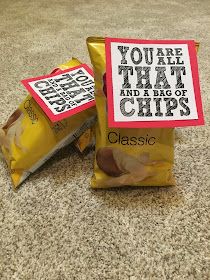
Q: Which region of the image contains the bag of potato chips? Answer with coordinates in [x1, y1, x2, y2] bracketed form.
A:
[0, 58, 96, 188]
[87, 37, 201, 188]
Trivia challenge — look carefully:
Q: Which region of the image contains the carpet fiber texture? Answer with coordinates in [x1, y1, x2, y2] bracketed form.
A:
[0, 0, 209, 279]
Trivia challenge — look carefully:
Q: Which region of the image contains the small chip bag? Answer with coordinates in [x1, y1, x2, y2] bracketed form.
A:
[87, 37, 203, 188]
[0, 58, 96, 188]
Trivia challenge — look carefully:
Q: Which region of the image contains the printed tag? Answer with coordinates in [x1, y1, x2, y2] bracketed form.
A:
[21, 64, 95, 122]
[105, 38, 204, 128]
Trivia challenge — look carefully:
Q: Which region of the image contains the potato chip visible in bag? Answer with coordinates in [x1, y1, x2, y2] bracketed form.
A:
[87, 37, 199, 188]
[0, 58, 96, 188]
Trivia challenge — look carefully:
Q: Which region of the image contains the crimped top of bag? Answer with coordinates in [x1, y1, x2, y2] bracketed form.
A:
[87, 37, 200, 49]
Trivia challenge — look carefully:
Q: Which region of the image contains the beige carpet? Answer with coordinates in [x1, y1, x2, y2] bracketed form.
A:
[0, 0, 210, 279]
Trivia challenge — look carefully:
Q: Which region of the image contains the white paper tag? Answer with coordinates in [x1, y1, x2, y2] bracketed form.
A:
[105, 38, 204, 128]
[22, 64, 95, 122]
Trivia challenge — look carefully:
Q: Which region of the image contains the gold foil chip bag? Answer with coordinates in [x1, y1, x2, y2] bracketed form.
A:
[0, 58, 96, 188]
[74, 126, 95, 153]
[87, 37, 199, 188]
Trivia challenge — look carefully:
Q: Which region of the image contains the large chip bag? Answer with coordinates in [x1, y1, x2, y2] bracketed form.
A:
[0, 58, 96, 188]
[87, 37, 199, 188]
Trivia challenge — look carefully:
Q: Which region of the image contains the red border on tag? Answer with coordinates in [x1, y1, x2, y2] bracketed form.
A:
[21, 64, 95, 122]
[105, 38, 204, 128]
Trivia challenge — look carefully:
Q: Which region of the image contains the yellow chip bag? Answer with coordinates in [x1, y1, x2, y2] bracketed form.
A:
[87, 37, 200, 188]
[74, 126, 95, 153]
[0, 58, 96, 188]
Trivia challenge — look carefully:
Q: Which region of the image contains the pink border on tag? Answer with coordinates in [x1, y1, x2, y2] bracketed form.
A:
[21, 64, 95, 122]
[105, 38, 204, 128]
